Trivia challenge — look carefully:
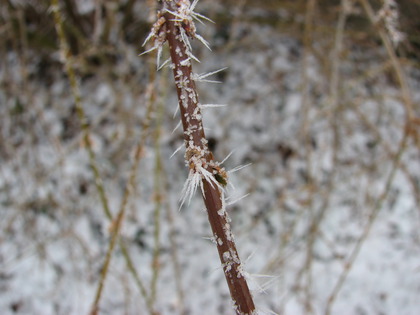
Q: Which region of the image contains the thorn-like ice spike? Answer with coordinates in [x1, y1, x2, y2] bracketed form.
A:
[195, 33, 211, 50]
[170, 143, 184, 159]
[226, 193, 250, 206]
[201, 104, 227, 108]
[139, 45, 158, 56]
[229, 163, 252, 174]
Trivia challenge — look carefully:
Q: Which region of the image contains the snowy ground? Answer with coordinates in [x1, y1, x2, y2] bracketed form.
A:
[1, 1, 420, 314]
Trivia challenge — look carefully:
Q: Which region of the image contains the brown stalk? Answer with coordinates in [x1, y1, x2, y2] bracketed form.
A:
[160, 1, 256, 314]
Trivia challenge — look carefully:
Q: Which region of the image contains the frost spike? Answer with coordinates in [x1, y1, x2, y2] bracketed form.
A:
[142, 32, 155, 47]
[193, 67, 228, 80]
[157, 57, 171, 71]
[201, 104, 227, 108]
[190, 0, 199, 11]
[229, 163, 252, 174]
[221, 150, 234, 165]
[156, 46, 163, 69]
[192, 11, 215, 24]
[170, 143, 184, 158]
[226, 193, 250, 206]
[187, 51, 201, 63]
[139, 45, 157, 56]
[171, 120, 182, 134]
[194, 79, 222, 84]
[195, 33, 211, 50]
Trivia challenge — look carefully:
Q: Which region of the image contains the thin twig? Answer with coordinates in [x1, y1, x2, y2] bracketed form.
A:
[51, 1, 153, 313]
[325, 128, 409, 315]
[359, 0, 414, 123]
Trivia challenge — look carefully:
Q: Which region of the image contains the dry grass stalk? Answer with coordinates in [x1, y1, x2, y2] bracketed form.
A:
[51, 1, 155, 313]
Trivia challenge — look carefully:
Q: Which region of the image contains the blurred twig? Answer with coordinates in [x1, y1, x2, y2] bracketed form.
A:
[51, 1, 154, 313]
[325, 127, 409, 315]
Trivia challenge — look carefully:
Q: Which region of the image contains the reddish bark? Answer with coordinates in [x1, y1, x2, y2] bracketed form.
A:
[162, 1, 256, 313]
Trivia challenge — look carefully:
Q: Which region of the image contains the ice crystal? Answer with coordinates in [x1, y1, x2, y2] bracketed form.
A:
[220, 151, 234, 164]
[179, 164, 223, 209]
[217, 237, 223, 246]
[192, 67, 227, 84]
[226, 193, 250, 207]
[171, 120, 182, 134]
[170, 143, 184, 158]
[229, 163, 252, 174]
[157, 57, 171, 70]
[200, 104, 227, 109]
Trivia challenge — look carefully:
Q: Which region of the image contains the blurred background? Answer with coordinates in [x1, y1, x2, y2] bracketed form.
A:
[0, 0, 419, 314]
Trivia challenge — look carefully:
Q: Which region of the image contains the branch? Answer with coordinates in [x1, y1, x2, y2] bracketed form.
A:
[142, 1, 256, 313]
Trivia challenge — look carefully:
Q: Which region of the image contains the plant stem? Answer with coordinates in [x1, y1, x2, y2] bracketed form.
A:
[161, 2, 256, 314]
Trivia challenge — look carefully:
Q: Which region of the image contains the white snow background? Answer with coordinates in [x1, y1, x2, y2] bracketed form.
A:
[0, 1, 419, 314]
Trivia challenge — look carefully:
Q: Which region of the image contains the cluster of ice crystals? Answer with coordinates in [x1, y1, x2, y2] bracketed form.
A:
[140, 16, 167, 67]
[179, 143, 223, 209]
[223, 251, 231, 261]
[223, 222, 234, 242]
[141, 0, 212, 68]
[376, 0, 405, 46]
[236, 263, 244, 279]
[217, 237, 223, 246]
[166, 0, 212, 50]
[223, 251, 233, 272]
[209, 234, 223, 246]
[222, 248, 241, 274]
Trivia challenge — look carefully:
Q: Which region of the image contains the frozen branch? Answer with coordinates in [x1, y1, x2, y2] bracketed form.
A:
[142, 1, 256, 313]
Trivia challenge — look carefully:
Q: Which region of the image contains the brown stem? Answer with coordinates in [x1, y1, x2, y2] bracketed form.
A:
[162, 1, 256, 314]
